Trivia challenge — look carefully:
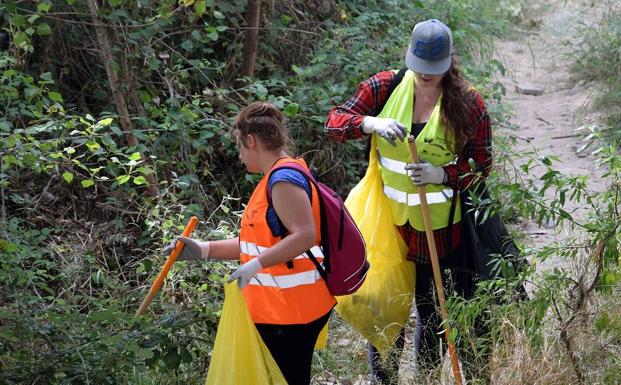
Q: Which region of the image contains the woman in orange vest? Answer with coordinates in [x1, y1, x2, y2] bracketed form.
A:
[165, 101, 336, 385]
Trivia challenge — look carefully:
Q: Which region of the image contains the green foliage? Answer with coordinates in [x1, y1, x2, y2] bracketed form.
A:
[569, 0, 621, 138]
[0, 215, 234, 384]
[9, 0, 616, 384]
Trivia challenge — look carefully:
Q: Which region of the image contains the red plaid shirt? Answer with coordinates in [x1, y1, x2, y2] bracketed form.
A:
[325, 70, 492, 263]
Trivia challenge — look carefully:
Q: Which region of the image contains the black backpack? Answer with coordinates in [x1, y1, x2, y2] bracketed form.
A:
[450, 183, 529, 299]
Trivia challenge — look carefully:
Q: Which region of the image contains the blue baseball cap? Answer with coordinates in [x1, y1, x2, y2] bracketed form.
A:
[405, 19, 453, 75]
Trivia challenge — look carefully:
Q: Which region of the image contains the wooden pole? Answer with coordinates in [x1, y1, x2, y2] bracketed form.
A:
[408, 138, 463, 384]
[136, 216, 199, 315]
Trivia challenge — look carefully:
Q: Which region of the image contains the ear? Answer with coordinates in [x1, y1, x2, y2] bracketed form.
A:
[245, 133, 257, 149]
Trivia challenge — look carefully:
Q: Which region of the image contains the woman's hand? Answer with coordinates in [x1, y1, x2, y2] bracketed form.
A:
[162, 236, 210, 261]
[361, 116, 407, 146]
[405, 162, 447, 185]
[228, 258, 263, 288]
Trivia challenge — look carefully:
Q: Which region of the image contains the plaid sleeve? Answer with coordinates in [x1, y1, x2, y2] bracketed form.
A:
[443, 92, 493, 190]
[324, 70, 396, 142]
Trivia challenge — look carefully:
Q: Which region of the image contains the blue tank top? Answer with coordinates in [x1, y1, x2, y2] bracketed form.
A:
[267, 169, 311, 237]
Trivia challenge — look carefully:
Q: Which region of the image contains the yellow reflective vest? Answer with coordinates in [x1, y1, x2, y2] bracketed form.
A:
[375, 70, 461, 231]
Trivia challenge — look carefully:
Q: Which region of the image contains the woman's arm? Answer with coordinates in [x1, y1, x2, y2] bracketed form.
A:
[256, 181, 316, 268]
[324, 70, 396, 142]
[209, 238, 240, 260]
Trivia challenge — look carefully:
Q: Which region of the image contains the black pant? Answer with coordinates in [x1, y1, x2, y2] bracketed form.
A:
[369, 245, 476, 384]
[256, 309, 332, 385]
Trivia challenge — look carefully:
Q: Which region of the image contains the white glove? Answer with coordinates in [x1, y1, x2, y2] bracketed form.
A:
[361, 116, 407, 146]
[228, 258, 263, 289]
[162, 236, 210, 261]
[405, 162, 446, 185]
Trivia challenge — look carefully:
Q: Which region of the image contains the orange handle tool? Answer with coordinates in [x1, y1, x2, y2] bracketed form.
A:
[136, 216, 199, 315]
[409, 139, 463, 385]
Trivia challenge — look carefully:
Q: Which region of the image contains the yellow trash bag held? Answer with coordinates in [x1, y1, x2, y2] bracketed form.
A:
[335, 136, 415, 360]
[205, 281, 287, 385]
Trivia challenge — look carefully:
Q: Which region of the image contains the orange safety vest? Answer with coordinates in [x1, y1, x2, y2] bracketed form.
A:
[240, 157, 336, 325]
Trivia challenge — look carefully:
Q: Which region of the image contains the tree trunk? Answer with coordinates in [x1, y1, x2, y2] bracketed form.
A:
[86, 0, 158, 199]
[239, 0, 262, 81]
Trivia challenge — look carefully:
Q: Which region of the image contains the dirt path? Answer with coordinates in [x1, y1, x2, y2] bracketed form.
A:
[494, 0, 607, 263]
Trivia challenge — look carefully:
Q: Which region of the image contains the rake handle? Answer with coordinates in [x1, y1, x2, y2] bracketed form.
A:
[136, 216, 199, 315]
[409, 138, 463, 385]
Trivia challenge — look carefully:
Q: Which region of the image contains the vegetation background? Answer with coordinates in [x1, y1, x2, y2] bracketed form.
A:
[0, 0, 619, 384]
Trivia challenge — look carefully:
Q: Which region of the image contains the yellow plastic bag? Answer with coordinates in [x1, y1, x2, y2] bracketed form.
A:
[314, 323, 328, 349]
[335, 136, 415, 359]
[205, 281, 287, 385]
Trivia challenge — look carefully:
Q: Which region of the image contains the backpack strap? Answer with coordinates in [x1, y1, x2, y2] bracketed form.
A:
[446, 186, 460, 256]
[383, 67, 408, 113]
[365, 67, 408, 161]
[267, 163, 325, 272]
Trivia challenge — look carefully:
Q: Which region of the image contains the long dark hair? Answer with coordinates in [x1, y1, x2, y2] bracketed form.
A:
[441, 53, 477, 157]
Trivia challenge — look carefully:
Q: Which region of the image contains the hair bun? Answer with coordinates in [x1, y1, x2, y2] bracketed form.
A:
[249, 102, 283, 122]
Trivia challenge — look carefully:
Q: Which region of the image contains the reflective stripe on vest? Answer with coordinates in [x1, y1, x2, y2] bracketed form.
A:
[383, 185, 454, 206]
[240, 241, 324, 261]
[239, 156, 336, 325]
[374, 69, 461, 230]
[249, 269, 322, 288]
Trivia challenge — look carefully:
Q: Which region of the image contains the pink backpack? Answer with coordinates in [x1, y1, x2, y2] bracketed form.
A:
[269, 163, 369, 296]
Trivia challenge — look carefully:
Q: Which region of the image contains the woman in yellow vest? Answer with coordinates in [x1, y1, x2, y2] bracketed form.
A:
[165, 102, 336, 385]
[325, 19, 492, 383]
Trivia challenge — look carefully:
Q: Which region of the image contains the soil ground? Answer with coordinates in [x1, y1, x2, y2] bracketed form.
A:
[496, 0, 607, 261]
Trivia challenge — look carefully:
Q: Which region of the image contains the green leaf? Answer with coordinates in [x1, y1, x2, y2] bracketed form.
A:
[12, 15, 26, 28]
[558, 209, 573, 221]
[107, 0, 122, 6]
[62, 172, 74, 184]
[129, 152, 141, 161]
[448, 328, 458, 343]
[180, 39, 194, 51]
[133, 176, 147, 185]
[5, 0, 16, 13]
[24, 87, 39, 99]
[194, 0, 206, 16]
[291, 65, 304, 75]
[117, 175, 131, 185]
[48, 91, 63, 103]
[37, 3, 52, 12]
[85, 141, 100, 152]
[66, 0, 76, 4]
[283, 103, 299, 118]
[98, 117, 113, 127]
[36, 23, 52, 36]
[81, 179, 95, 188]
[206, 27, 218, 41]
[164, 348, 181, 370]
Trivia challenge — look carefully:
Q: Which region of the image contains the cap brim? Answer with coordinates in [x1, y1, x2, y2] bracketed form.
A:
[405, 49, 451, 75]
